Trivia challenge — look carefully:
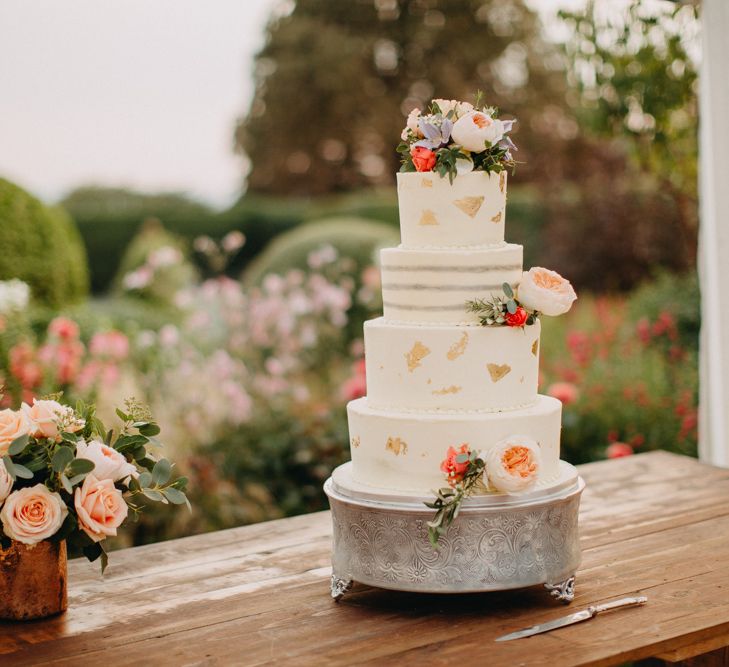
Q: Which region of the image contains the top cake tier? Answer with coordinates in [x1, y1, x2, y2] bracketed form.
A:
[397, 170, 507, 248]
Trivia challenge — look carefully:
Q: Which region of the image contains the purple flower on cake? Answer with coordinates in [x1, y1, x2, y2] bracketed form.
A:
[483, 436, 542, 493]
[413, 116, 453, 150]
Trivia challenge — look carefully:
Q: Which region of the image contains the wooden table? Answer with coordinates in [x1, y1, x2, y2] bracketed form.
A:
[2, 451, 729, 666]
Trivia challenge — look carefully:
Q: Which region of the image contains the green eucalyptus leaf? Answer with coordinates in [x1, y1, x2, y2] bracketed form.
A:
[138, 423, 160, 437]
[502, 282, 514, 298]
[142, 488, 165, 502]
[60, 431, 79, 443]
[51, 446, 74, 473]
[60, 473, 73, 494]
[66, 458, 95, 477]
[12, 461, 33, 479]
[162, 487, 187, 505]
[151, 458, 172, 486]
[506, 299, 517, 314]
[455, 453, 470, 464]
[67, 473, 90, 486]
[8, 434, 29, 456]
[138, 471, 153, 488]
[2, 456, 17, 481]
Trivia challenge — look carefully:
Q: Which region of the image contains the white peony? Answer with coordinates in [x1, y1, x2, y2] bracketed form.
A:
[75, 439, 138, 483]
[517, 267, 577, 317]
[0, 459, 12, 504]
[483, 436, 541, 493]
[451, 111, 504, 152]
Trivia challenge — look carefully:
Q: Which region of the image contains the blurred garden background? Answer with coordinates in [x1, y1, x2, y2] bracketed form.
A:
[0, 0, 699, 547]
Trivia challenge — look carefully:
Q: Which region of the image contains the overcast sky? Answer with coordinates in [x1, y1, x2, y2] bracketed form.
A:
[0, 0, 580, 209]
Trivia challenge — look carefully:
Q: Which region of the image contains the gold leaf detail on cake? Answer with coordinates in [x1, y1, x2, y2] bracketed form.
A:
[453, 196, 485, 218]
[351, 436, 360, 448]
[427, 378, 432, 384]
[491, 211, 502, 224]
[432, 385, 462, 395]
[531, 339, 539, 356]
[520, 376, 525, 384]
[421, 178, 433, 188]
[487, 363, 511, 382]
[419, 209, 438, 226]
[405, 341, 430, 372]
[499, 171, 506, 193]
[447, 331, 469, 360]
[386, 437, 408, 456]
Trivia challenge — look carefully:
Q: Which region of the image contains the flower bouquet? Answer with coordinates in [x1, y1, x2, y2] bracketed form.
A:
[397, 93, 517, 182]
[0, 396, 189, 620]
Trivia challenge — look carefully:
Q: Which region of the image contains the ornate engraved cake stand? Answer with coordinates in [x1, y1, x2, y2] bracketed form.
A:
[324, 461, 584, 604]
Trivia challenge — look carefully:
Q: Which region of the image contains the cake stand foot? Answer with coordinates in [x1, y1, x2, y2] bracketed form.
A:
[330, 574, 353, 601]
[545, 576, 575, 604]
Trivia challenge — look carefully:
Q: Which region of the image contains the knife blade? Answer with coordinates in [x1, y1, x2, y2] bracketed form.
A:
[495, 596, 648, 642]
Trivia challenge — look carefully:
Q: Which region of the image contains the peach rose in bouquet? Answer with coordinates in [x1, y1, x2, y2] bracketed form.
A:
[74, 474, 128, 543]
[0, 459, 13, 503]
[75, 439, 138, 483]
[483, 436, 542, 493]
[0, 484, 68, 544]
[517, 267, 577, 317]
[0, 409, 29, 456]
[22, 398, 84, 441]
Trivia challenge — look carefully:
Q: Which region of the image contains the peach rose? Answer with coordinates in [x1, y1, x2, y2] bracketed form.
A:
[74, 474, 128, 542]
[517, 267, 577, 317]
[0, 484, 68, 544]
[75, 439, 138, 483]
[0, 459, 12, 504]
[0, 409, 30, 456]
[484, 436, 541, 493]
[22, 399, 67, 440]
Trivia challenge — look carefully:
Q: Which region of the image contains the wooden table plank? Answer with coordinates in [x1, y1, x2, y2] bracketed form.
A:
[1, 451, 728, 666]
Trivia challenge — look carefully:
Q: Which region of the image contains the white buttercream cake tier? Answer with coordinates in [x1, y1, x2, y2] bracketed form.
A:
[380, 243, 522, 324]
[364, 317, 540, 412]
[347, 395, 562, 494]
[397, 171, 507, 248]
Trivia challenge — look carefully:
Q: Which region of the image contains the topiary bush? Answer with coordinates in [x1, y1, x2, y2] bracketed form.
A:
[0, 178, 89, 308]
[242, 217, 398, 287]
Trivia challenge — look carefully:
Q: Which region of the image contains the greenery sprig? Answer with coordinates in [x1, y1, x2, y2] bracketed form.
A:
[466, 282, 538, 327]
[424, 449, 485, 548]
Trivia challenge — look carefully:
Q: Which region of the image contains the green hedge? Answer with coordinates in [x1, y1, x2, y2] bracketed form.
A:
[0, 178, 89, 307]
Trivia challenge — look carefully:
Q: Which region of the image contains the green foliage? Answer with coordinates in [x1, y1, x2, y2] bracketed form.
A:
[113, 219, 198, 306]
[62, 187, 214, 293]
[243, 217, 398, 286]
[560, 1, 698, 197]
[0, 178, 89, 307]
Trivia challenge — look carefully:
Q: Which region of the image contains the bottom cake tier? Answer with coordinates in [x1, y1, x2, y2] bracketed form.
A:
[347, 395, 562, 494]
[325, 461, 584, 600]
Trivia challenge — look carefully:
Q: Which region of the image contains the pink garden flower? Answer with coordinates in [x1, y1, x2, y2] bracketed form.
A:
[606, 442, 633, 459]
[48, 317, 80, 341]
[547, 382, 580, 406]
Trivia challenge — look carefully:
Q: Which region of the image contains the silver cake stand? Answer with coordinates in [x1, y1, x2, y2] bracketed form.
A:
[324, 461, 584, 604]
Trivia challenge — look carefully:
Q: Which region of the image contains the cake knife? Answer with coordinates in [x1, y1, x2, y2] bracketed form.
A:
[495, 596, 648, 642]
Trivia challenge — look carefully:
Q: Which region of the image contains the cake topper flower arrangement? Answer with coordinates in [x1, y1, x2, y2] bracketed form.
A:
[426, 438, 541, 546]
[397, 93, 517, 182]
[0, 395, 189, 571]
[467, 268, 578, 327]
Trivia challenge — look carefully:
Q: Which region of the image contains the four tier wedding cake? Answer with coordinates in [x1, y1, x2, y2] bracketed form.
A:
[344, 97, 578, 543]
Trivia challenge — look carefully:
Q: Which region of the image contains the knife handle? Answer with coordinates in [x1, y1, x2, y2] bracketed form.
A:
[592, 596, 648, 616]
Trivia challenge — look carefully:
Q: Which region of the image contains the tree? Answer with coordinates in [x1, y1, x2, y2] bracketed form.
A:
[236, 0, 574, 195]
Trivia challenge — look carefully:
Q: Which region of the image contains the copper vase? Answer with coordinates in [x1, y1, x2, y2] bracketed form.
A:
[0, 540, 68, 620]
